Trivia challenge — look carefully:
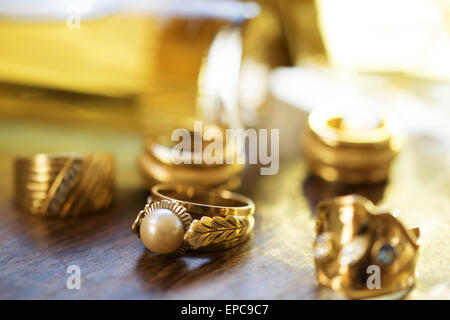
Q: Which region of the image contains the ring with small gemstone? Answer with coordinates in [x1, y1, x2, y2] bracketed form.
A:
[131, 184, 255, 256]
[314, 195, 420, 299]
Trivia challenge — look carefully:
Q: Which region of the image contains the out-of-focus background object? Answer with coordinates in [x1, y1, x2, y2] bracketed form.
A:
[271, 0, 450, 145]
[316, 0, 450, 81]
[278, 0, 327, 65]
[0, 0, 139, 97]
[0, 0, 260, 131]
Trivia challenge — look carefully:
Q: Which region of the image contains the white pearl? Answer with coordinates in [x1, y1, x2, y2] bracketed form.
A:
[140, 208, 184, 254]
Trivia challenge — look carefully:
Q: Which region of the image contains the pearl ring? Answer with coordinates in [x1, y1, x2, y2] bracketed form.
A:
[132, 184, 255, 256]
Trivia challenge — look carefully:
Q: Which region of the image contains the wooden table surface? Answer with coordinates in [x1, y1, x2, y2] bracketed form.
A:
[0, 99, 449, 299]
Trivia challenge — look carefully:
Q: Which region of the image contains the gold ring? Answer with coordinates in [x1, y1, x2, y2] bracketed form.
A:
[138, 129, 244, 190]
[142, 130, 239, 168]
[14, 153, 114, 217]
[314, 195, 420, 299]
[131, 184, 255, 256]
[303, 109, 404, 184]
[151, 184, 255, 217]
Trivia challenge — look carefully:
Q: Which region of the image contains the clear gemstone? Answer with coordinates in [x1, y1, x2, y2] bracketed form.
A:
[340, 236, 368, 266]
[314, 233, 332, 259]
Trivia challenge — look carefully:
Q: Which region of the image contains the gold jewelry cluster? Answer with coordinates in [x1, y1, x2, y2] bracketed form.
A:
[303, 110, 421, 298]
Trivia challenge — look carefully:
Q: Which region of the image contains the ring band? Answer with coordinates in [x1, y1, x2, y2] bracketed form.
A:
[14, 153, 114, 217]
[132, 184, 255, 256]
[151, 184, 255, 217]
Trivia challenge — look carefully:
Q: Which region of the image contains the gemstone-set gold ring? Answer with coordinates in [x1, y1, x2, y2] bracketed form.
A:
[131, 184, 255, 256]
[314, 195, 420, 299]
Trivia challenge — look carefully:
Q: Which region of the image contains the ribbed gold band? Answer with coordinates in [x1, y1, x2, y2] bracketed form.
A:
[15, 153, 114, 217]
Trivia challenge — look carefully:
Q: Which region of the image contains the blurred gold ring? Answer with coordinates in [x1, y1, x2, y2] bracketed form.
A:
[303, 109, 404, 184]
[314, 195, 420, 299]
[131, 185, 255, 256]
[14, 153, 114, 217]
[138, 151, 242, 189]
[138, 130, 244, 189]
[143, 129, 240, 169]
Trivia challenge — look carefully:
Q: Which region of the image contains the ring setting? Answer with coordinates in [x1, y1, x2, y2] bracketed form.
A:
[132, 200, 192, 256]
[132, 184, 255, 256]
[314, 195, 420, 299]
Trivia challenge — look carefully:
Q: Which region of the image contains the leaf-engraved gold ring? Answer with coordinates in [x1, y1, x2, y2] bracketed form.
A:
[131, 184, 255, 256]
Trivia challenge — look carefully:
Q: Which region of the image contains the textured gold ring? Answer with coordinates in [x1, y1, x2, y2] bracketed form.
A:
[131, 184, 255, 256]
[303, 109, 404, 184]
[314, 195, 420, 299]
[14, 153, 114, 217]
